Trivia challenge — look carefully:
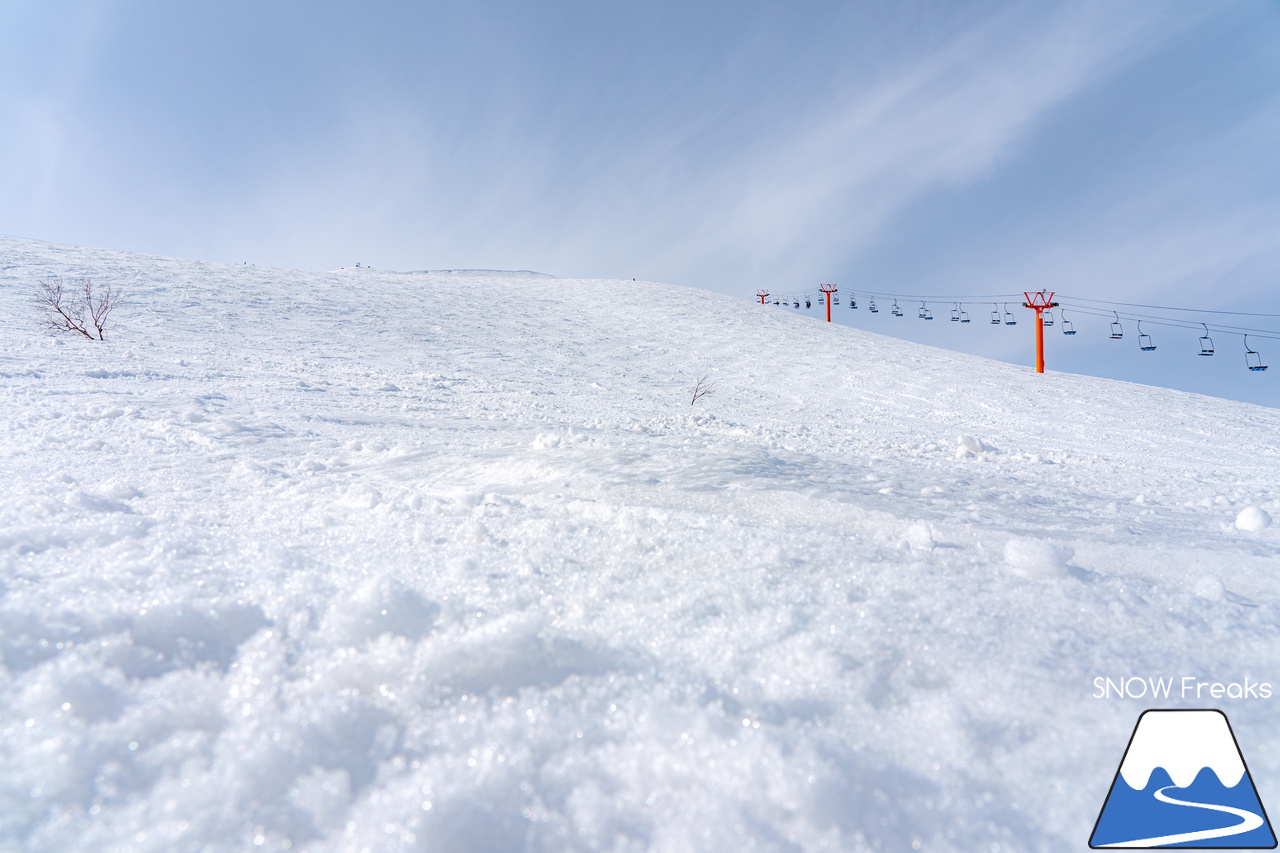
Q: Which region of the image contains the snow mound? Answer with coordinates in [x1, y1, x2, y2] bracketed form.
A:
[955, 433, 998, 457]
[1235, 505, 1272, 532]
[325, 576, 440, 644]
[1003, 537, 1073, 579]
[1193, 574, 1225, 601]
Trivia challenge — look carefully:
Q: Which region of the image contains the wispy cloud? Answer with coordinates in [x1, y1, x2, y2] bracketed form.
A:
[205, 3, 1202, 280]
[553, 3, 1210, 290]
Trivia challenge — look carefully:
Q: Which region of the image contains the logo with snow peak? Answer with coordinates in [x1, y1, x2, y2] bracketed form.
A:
[1090, 709, 1276, 848]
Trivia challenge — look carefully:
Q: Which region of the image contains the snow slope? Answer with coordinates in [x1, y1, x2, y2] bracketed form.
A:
[2, 236, 1279, 852]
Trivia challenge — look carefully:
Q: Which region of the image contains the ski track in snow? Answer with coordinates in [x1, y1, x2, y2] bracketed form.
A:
[2, 236, 1280, 852]
[1101, 785, 1264, 847]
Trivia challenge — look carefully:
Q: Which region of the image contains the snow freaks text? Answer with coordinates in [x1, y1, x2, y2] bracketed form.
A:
[1093, 676, 1273, 700]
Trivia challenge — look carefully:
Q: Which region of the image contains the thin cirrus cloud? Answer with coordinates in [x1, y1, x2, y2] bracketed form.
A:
[522, 3, 1207, 292]
[188, 3, 1203, 285]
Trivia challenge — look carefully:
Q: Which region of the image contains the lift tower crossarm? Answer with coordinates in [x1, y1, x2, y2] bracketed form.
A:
[1022, 291, 1059, 374]
[819, 284, 837, 323]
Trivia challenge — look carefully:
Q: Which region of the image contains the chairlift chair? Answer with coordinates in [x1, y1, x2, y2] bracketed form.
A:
[805, 297, 811, 309]
[818, 295, 825, 305]
[1109, 312, 1124, 339]
[1245, 335, 1268, 371]
[868, 297, 878, 313]
[1003, 303, 1016, 326]
[793, 299, 800, 308]
[918, 302, 933, 320]
[1042, 310, 1055, 327]
[1137, 321, 1156, 351]
[990, 304, 1001, 325]
[1198, 324, 1214, 356]
[950, 303, 961, 322]
[833, 295, 839, 305]
[891, 300, 903, 317]
[849, 293, 857, 309]
[1060, 308, 1076, 335]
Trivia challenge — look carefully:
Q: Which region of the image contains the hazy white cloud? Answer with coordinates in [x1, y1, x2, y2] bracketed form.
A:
[542, 3, 1210, 291]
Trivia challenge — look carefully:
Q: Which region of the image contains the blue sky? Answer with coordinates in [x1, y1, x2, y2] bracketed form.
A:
[4, 1, 1280, 405]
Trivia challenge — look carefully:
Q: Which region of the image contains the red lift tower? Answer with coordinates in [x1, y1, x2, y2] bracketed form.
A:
[757, 290, 769, 304]
[1022, 291, 1058, 373]
[819, 284, 837, 322]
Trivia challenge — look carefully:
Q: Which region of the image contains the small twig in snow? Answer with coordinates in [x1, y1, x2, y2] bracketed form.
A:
[691, 375, 715, 406]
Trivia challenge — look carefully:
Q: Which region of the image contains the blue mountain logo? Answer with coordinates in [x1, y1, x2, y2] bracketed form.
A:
[1091, 709, 1276, 848]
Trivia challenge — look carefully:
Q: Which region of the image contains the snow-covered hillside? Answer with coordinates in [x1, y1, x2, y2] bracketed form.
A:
[3, 237, 1279, 852]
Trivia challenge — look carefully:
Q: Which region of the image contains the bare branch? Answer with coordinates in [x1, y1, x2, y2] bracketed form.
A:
[690, 375, 715, 406]
[82, 278, 118, 339]
[36, 277, 93, 339]
[35, 276, 119, 340]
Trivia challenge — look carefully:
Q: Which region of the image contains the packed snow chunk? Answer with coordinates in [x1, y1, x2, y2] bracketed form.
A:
[130, 601, 270, 673]
[288, 766, 354, 835]
[1003, 537, 1073, 580]
[326, 576, 440, 644]
[420, 612, 612, 693]
[1234, 505, 1272, 532]
[531, 430, 587, 449]
[69, 491, 133, 514]
[955, 434, 997, 457]
[1193, 574, 1225, 602]
[339, 485, 382, 510]
[19, 656, 127, 723]
[903, 521, 935, 551]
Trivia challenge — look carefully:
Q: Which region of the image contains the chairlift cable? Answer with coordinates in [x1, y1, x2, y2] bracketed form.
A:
[1054, 302, 1280, 341]
[1059, 296, 1280, 319]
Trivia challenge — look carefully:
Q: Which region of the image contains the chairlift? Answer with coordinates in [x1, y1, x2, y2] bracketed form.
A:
[832, 295, 839, 305]
[1137, 321, 1156, 352]
[868, 297, 878, 313]
[818, 295, 825, 305]
[950, 303, 961, 322]
[1245, 335, 1268, 371]
[1197, 324, 1214, 356]
[1003, 303, 1016, 326]
[891, 300, 903, 317]
[1042, 310, 1055, 327]
[1109, 311, 1123, 340]
[793, 299, 800, 309]
[849, 293, 857, 309]
[918, 301, 933, 320]
[960, 308, 970, 323]
[805, 297, 812, 309]
[990, 304, 1001, 325]
[1061, 308, 1076, 335]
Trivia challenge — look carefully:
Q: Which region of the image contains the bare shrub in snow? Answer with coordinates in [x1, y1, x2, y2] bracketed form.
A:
[36, 277, 119, 340]
[690, 375, 714, 406]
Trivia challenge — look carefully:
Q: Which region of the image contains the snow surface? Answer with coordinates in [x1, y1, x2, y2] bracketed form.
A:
[1117, 710, 1245, 790]
[3, 236, 1280, 851]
